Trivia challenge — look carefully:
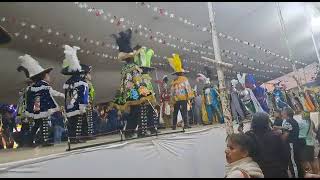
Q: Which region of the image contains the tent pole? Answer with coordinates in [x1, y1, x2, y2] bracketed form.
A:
[304, 3, 320, 66]
[276, 2, 302, 91]
[207, 2, 234, 135]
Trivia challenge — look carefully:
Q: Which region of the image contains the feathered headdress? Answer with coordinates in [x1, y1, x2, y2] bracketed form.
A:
[237, 73, 246, 87]
[61, 45, 84, 75]
[167, 53, 188, 75]
[245, 74, 256, 88]
[17, 54, 53, 81]
[196, 73, 210, 84]
[113, 29, 136, 61]
[134, 46, 155, 72]
[231, 79, 239, 87]
[111, 28, 133, 53]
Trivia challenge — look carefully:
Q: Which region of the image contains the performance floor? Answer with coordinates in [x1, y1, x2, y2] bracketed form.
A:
[0, 122, 248, 178]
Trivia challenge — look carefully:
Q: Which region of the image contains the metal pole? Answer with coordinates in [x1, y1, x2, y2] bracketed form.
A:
[276, 2, 302, 91]
[207, 2, 234, 135]
[304, 3, 320, 66]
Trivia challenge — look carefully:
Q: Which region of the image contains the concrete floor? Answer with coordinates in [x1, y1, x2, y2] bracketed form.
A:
[0, 122, 250, 178]
[0, 123, 238, 165]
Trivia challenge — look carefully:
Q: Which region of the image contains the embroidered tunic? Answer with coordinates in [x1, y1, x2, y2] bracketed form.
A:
[63, 75, 89, 118]
[26, 80, 61, 119]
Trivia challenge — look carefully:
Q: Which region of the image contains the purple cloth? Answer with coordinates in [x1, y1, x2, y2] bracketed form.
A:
[252, 86, 270, 113]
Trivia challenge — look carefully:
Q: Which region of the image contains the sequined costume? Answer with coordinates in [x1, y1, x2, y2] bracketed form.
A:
[18, 54, 63, 146]
[61, 45, 89, 144]
[272, 85, 289, 111]
[168, 54, 194, 129]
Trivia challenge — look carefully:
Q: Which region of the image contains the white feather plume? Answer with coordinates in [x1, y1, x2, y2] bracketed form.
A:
[18, 54, 44, 77]
[231, 79, 239, 87]
[196, 73, 210, 84]
[237, 73, 246, 86]
[63, 44, 82, 72]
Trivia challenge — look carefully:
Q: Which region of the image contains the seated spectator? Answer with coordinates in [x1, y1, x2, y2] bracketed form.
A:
[50, 109, 65, 144]
[225, 133, 264, 178]
[105, 103, 122, 133]
[246, 112, 289, 178]
[0, 114, 7, 149]
[1, 110, 18, 149]
[92, 106, 103, 135]
[98, 106, 108, 134]
[18, 117, 32, 147]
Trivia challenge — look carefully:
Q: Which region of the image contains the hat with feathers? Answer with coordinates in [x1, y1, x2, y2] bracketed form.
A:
[237, 73, 246, 86]
[231, 79, 239, 87]
[17, 54, 53, 81]
[167, 53, 189, 75]
[196, 73, 210, 84]
[61, 45, 85, 75]
[112, 29, 135, 61]
[134, 46, 156, 72]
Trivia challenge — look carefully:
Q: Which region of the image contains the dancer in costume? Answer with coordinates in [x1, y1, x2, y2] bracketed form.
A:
[246, 74, 270, 113]
[272, 81, 289, 111]
[196, 73, 224, 124]
[112, 29, 153, 138]
[290, 91, 304, 114]
[133, 45, 158, 136]
[237, 73, 263, 114]
[80, 64, 95, 140]
[61, 45, 89, 144]
[16, 68, 35, 147]
[18, 54, 64, 146]
[0, 25, 13, 148]
[229, 79, 246, 125]
[303, 88, 316, 112]
[155, 75, 172, 128]
[168, 53, 194, 130]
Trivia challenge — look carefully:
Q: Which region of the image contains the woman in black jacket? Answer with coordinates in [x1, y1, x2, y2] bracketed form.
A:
[245, 112, 290, 178]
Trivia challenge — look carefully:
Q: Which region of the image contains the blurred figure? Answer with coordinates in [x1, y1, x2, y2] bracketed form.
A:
[298, 112, 317, 174]
[246, 112, 289, 178]
[193, 92, 202, 125]
[272, 109, 283, 127]
[50, 108, 65, 144]
[105, 102, 122, 134]
[281, 107, 304, 178]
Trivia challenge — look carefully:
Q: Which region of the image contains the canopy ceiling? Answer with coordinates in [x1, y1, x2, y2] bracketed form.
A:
[0, 2, 320, 103]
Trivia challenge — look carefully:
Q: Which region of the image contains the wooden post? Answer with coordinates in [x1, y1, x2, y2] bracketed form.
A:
[207, 2, 234, 135]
